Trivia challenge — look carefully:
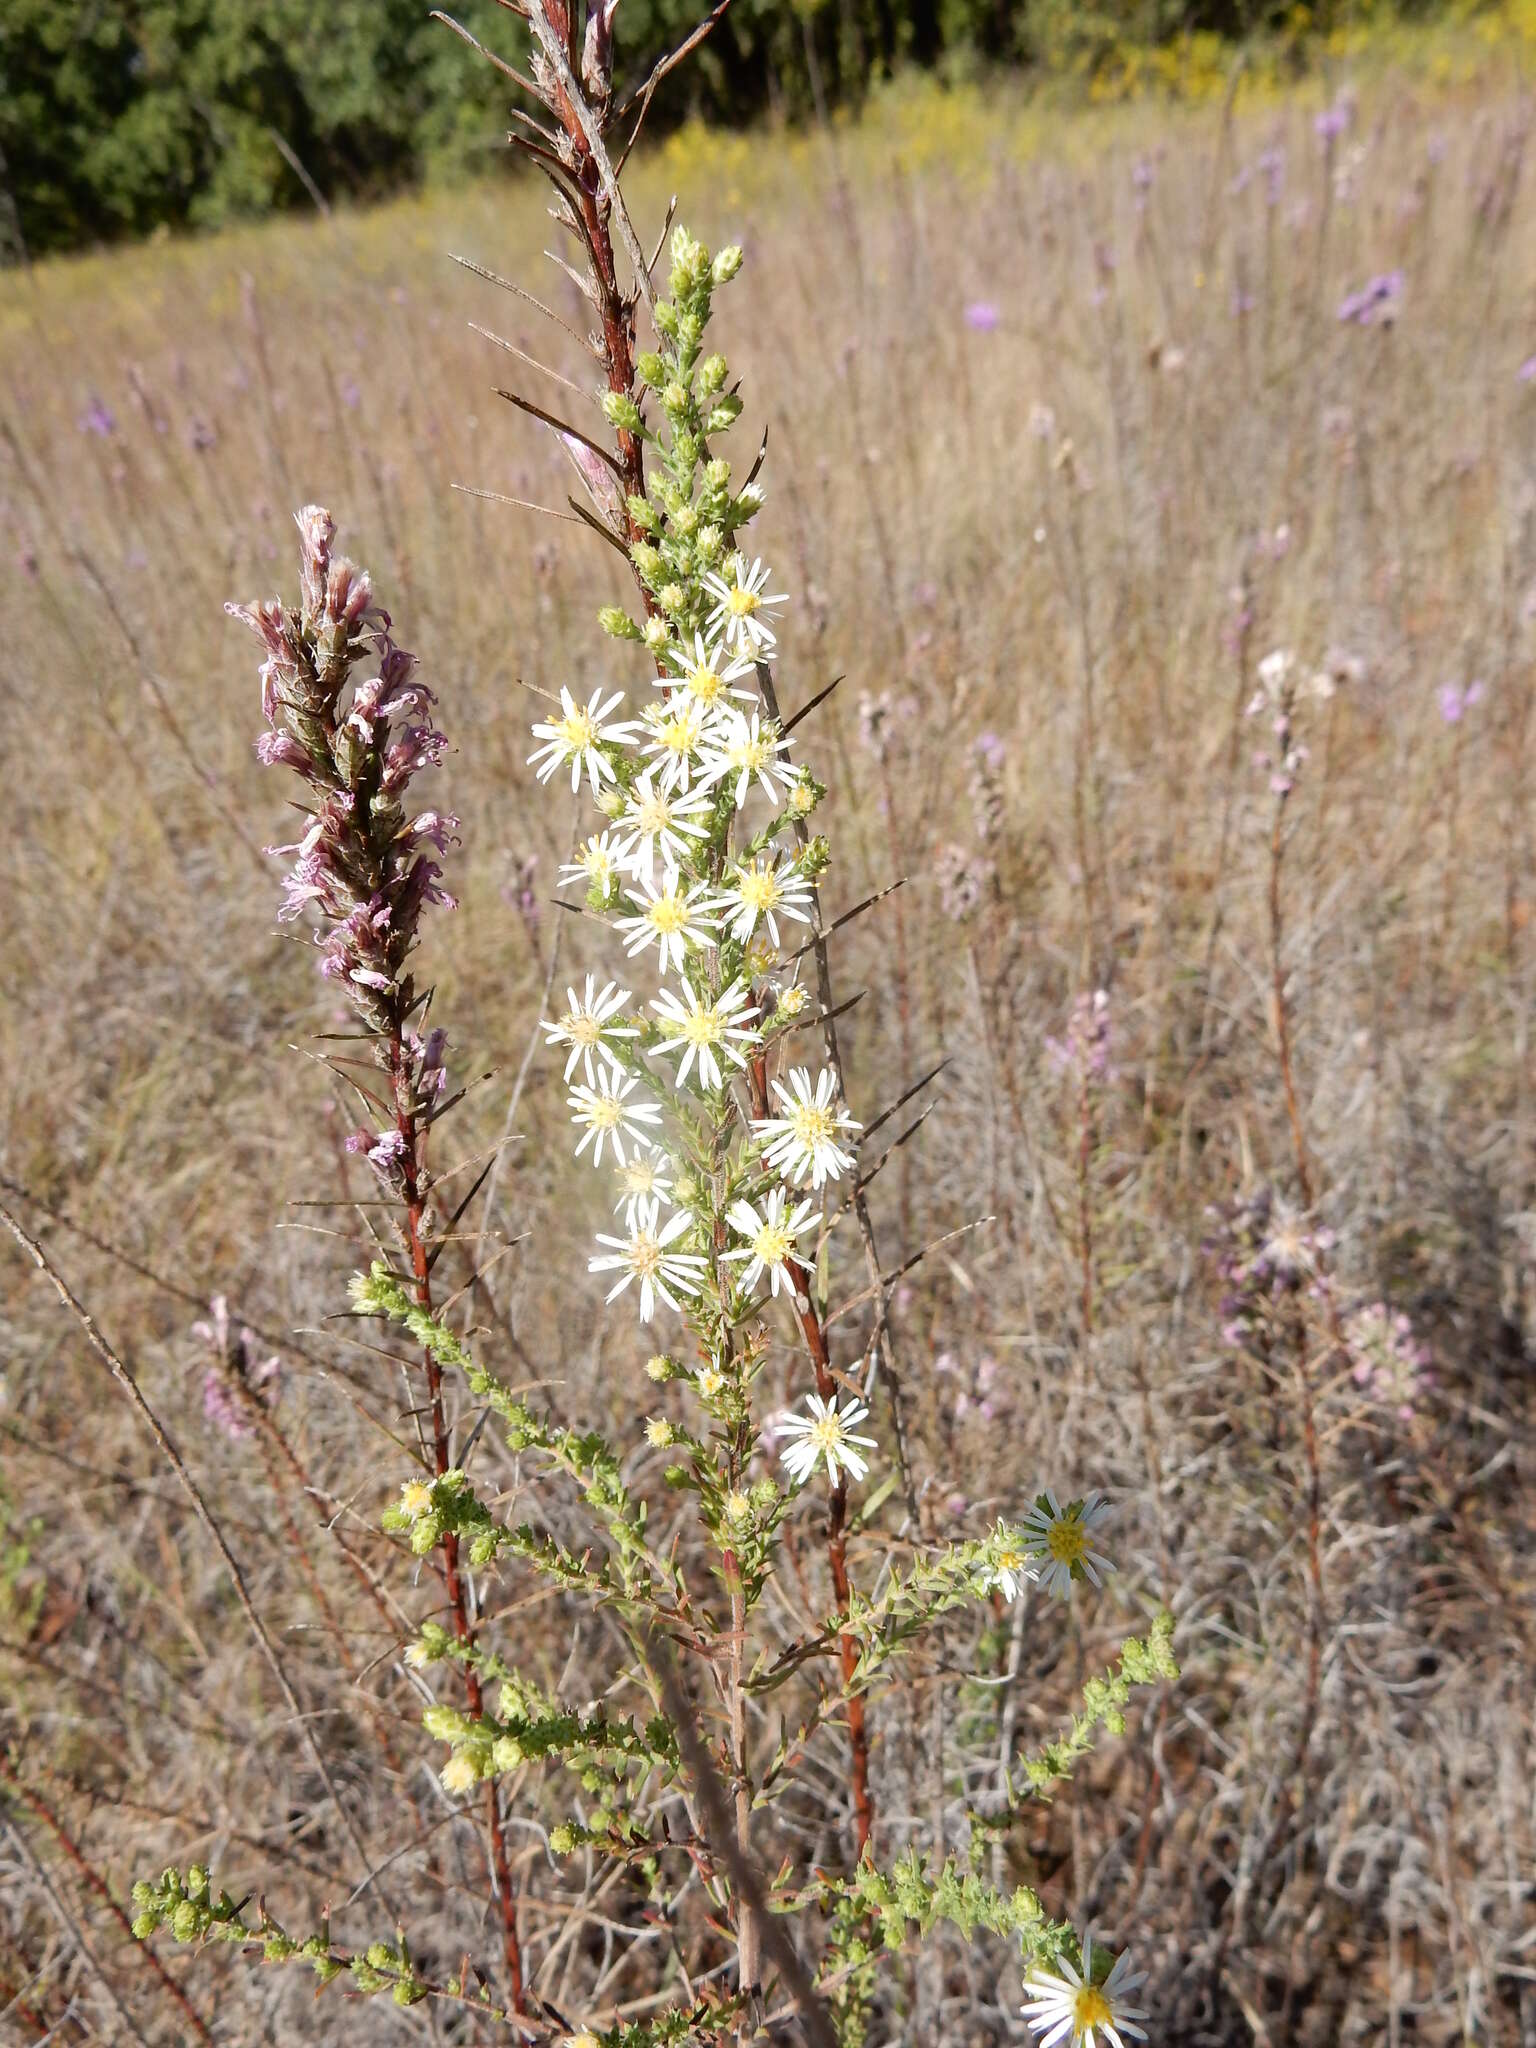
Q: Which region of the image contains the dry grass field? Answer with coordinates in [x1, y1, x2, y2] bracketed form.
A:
[2, 57, 1535, 2048]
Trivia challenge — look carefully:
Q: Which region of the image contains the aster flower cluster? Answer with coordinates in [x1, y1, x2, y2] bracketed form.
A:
[230, 508, 457, 1193]
[523, 229, 875, 1493]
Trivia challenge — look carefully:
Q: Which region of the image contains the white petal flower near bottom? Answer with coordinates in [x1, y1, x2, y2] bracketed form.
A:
[1022, 1928, 1148, 2048]
[722, 1187, 817, 1297]
[568, 1072, 662, 1169]
[778, 1393, 876, 1488]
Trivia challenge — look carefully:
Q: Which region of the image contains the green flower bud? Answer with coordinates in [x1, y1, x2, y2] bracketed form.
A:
[132, 1881, 155, 1909]
[409, 1517, 438, 1556]
[642, 617, 672, 654]
[750, 1478, 780, 1511]
[706, 395, 743, 432]
[601, 391, 643, 435]
[423, 1704, 466, 1743]
[712, 245, 744, 284]
[630, 542, 663, 584]
[799, 835, 831, 878]
[676, 312, 703, 354]
[625, 494, 659, 535]
[645, 1417, 675, 1449]
[635, 351, 667, 388]
[696, 525, 723, 566]
[654, 300, 679, 338]
[704, 457, 731, 490]
[132, 1911, 159, 1940]
[661, 379, 689, 415]
[657, 583, 687, 615]
[491, 1734, 525, 1772]
[186, 1866, 209, 1902]
[366, 1943, 394, 1971]
[171, 1900, 201, 1943]
[698, 353, 727, 396]
[550, 1823, 578, 1855]
[645, 1354, 676, 1381]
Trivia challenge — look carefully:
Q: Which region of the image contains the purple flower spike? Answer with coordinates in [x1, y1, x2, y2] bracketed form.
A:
[964, 301, 1000, 332]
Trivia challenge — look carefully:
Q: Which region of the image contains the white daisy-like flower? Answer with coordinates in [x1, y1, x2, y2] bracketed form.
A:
[1022, 1928, 1148, 2048]
[697, 709, 794, 810]
[613, 768, 713, 886]
[664, 630, 758, 712]
[649, 977, 759, 1091]
[568, 1072, 663, 1169]
[559, 831, 624, 896]
[639, 696, 714, 793]
[1021, 1490, 1116, 1601]
[751, 1065, 860, 1189]
[778, 1393, 877, 1488]
[588, 1197, 706, 1324]
[722, 1187, 817, 1298]
[613, 1146, 675, 1229]
[709, 855, 815, 947]
[987, 1526, 1037, 1604]
[703, 556, 787, 656]
[528, 686, 635, 795]
[542, 976, 638, 1086]
[616, 872, 717, 976]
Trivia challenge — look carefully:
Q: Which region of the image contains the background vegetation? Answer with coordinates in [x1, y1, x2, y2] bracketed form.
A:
[2, 40, 1535, 2048]
[0, 0, 1524, 256]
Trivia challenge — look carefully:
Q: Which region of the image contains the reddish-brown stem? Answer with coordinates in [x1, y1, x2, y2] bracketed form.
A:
[0, 1753, 215, 2044]
[389, 1035, 525, 2012]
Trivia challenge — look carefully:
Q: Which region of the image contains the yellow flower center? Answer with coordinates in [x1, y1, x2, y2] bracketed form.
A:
[753, 1221, 794, 1267]
[790, 1102, 835, 1151]
[996, 1545, 1025, 1576]
[557, 709, 598, 752]
[733, 734, 771, 771]
[808, 1413, 843, 1455]
[581, 842, 614, 880]
[648, 893, 689, 936]
[726, 586, 759, 617]
[568, 1013, 602, 1046]
[588, 1094, 624, 1130]
[698, 1368, 724, 1399]
[400, 1481, 432, 1518]
[1047, 1516, 1087, 1567]
[738, 865, 781, 911]
[656, 713, 699, 759]
[778, 986, 808, 1016]
[687, 664, 722, 701]
[630, 1234, 662, 1279]
[791, 781, 815, 812]
[637, 793, 671, 834]
[1072, 1985, 1113, 2034]
[621, 1159, 657, 1194]
[680, 1007, 724, 1047]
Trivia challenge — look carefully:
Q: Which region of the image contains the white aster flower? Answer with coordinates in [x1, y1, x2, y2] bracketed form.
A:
[542, 975, 638, 1085]
[709, 855, 814, 947]
[1021, 1490, 1115, 1601]
[613, 768, 713, 886]
[752, 1065, 860, 1189]
[1022, 1928, 1148, 2048]
[588, 1197, 706, 1324]
[639, 696, 714, 793]
[613, 1146, 675, 1229]
[650, 977, 759, 1091]
[528, 686, 635, 795]
[568, 1071, 663, 1169]
[698, 709, 794, 811]
[664, 630, 758, 712]
[987, 1526, 1037, 1604]
[778, 1393, 877, 1488]
[559, 830, 624, 895]
[616, 872, 717, 975]
[722, 1187, 817, 1297]
[704, 555, 787, 656]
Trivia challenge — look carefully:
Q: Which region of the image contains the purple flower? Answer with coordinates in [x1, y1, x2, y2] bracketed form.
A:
[340, 375, 362, 411]
[1438, 679, 1485, 724]
[1315, 96, 1353, 142]
[78, 396, 116, 437]
[1338, 271, 1404, 327]
[1046, 990, 1113, 1085]
[1519, 355, 1536, 384]
[964, 301, 1000, 332]
[1346, 1302, 1432, 1422]
[194, 1296, 281, 1441]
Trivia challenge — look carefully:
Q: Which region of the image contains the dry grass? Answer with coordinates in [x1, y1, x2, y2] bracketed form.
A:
[2, 63, 1534, 2048]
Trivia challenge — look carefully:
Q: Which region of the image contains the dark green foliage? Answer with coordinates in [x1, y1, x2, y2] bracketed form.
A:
[0, 0, 1449, 258]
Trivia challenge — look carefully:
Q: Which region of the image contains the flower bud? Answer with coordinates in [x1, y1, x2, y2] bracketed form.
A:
[171, 1900, 202, 1942]
[645, 1417, 675, 1449]
[423, 1704, 466, 1742]
[635, 351, 667, 388]
[625, 494, 660, 534]
[645, 1354, 675, 1381]
[642, 617, 672, 654]
[550, 1823, 578, 1855]
[492, 1734, 525, 1772]
[712, 245, 744, 285]
[599, 605, 641, 641]
[630, 542, 662, 584]
[601, 391, 643, 435]
[706, 395, 743, 432]
[698, 352, 727, 396]
[654, 300, 679, 338]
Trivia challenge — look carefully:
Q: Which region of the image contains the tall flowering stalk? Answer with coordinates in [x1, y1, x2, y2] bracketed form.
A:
[228, 508, 527, 2007]
[131, 14, 1177, 2044]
